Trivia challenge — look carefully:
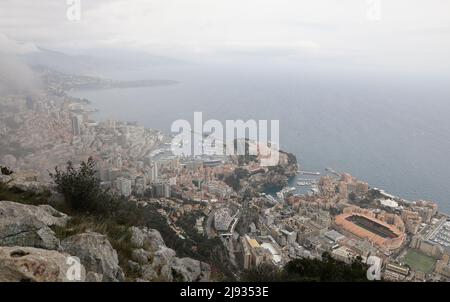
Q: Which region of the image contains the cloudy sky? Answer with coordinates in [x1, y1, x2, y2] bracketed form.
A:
[1, 0, 450, 73]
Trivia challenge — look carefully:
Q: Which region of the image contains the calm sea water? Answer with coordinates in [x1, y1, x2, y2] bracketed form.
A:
[70, 64, 450, 213]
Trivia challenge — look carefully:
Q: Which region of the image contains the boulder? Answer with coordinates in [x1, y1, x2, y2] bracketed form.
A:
[171, 257, 211, 282]
[0, 246, 86, 282]
[127, 227, 211, 282]
[151, 246, 176, 281]
[127, 260, 141, 274]
[61, 232, 124, 282]
[9, 181, 46, 194]
[131, 248, 152, 265]
[0, 200, 68, 249]
[129, 226, 146, 249]
[140, 264, 159, 280]
[0, 200, 68, 228]
[144, 229, 166, 251]
[35, 204, 69, 227]
[129, 226, 165, 251]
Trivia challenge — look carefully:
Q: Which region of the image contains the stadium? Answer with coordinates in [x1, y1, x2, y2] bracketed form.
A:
[335, 212, 405, 251]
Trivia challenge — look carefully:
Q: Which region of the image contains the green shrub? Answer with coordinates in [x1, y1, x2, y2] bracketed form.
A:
[241, 252, 369, 282]
[49, 158, 122, 215]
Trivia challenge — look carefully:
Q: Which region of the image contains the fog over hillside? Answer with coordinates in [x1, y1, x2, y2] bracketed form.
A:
[0, 34, 40, 94]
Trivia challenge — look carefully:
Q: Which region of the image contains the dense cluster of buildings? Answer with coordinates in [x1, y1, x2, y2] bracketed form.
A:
[2, 69, 450, 282]
[206, 169, 450, 282]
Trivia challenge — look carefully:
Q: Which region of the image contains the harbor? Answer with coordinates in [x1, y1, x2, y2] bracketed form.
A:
[277, 167, 344, 198]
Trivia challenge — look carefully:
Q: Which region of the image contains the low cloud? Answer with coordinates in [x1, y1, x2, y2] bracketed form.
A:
[0, 34, 40, 94]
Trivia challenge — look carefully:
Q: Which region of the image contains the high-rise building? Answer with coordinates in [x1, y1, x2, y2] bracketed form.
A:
[71, 114, 83, 136]
[150, 162, 159, 183]
[115, 177, 132, 197]
[151, 182, 164, 197]
[134, 176, 146, 196]
[150, 181, 171, 198]
[113, 156, 123, 170]
[163, 182, 171, 198]
[105, 119, 116, 129]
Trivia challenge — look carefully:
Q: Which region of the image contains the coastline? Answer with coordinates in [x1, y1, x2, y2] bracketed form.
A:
[65, 81, 450, 215]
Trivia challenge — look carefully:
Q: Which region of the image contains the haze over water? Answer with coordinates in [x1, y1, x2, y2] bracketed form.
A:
[71, 64, 450, 213]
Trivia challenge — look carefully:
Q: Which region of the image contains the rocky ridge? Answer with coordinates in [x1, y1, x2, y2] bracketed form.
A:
[127, 226, 211, 282]
[0, 197, 210, 282]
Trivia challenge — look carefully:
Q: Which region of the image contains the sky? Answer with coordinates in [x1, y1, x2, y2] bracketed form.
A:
[0, 0, 450, 74]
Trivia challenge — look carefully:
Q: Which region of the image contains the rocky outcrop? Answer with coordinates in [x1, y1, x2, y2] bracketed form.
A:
[279, 150, 299, 177]
[243, 151, 299, 195]
[61, 232, 124, 282]
[172, 257, 211, 282]
[0, 246, 86, 282]
[246, 171, 289, 193]
[2, 172, 50, 194]
[129, 226, 165, 251]
[139, 246, 177, 281]
[127, 227, 211, 282]
[0, 201, 69, 250]
[0, 199, 210, 282]
[230, 151, 299, 195]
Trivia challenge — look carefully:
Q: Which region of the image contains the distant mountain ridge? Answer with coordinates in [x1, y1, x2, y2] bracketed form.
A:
[21, 47, 184, 77]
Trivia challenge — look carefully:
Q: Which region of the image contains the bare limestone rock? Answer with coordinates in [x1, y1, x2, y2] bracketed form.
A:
[0, 200, 68, 249]
[61, 232, 124, 282]
[151, 246, 177, 281]
[171, 257, 211, 282]
[129, 226, 146, 248]
[131, 248, 152, 265]
[127, 227, 211, 282]
[129, 226, 165, 251]
[0, 246, 86, 282]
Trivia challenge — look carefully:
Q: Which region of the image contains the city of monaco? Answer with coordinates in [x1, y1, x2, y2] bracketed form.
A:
[1, 0, 450, 298]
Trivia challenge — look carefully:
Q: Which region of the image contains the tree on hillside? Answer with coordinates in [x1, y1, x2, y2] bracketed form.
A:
[241, 263, 282, 282]
[241, 252, 369, 282]
[50, 157, 118, 214]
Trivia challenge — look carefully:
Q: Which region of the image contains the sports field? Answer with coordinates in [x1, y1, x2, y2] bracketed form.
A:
[403, 249, 436, 273]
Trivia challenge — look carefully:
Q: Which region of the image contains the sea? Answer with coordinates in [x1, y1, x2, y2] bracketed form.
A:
[69, 63, 450, 213]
